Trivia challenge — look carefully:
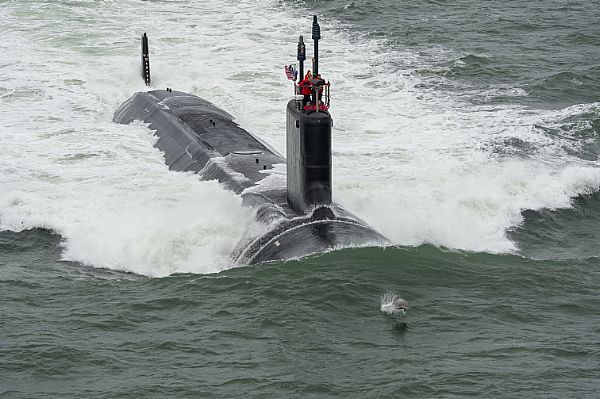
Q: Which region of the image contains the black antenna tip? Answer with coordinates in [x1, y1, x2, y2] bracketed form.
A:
[312, 15, 321, 40]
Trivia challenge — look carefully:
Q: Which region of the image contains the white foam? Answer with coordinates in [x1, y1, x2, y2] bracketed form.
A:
[242, 163, 286, 195]
[0, 119, 253, 277]
[200, 157, 250, 185]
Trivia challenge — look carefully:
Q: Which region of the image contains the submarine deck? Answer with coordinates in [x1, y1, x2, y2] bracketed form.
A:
[114, 90, 286, 195]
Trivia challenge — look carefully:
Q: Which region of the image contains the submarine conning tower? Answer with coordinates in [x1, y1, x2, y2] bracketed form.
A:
[286, 15, 333, 214]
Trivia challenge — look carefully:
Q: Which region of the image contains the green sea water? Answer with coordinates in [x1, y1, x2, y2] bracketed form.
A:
[3, 229, 599, 398]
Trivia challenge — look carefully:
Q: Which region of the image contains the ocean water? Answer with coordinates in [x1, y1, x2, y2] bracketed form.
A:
[1, 0, 599, 397]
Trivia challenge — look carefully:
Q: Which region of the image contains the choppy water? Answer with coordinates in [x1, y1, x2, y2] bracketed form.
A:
[1, 0, 599, 397]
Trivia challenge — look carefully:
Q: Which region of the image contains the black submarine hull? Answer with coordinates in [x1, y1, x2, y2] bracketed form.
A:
[114, 90, 388, 265]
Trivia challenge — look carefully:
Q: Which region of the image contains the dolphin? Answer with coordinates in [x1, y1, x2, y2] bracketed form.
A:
[380, 294, 409, 317]
[391, 296, 409, 314]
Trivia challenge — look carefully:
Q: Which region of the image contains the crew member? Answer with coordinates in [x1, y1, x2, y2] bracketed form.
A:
[298, 71, 313, 106]
[311, 73, 326, 108]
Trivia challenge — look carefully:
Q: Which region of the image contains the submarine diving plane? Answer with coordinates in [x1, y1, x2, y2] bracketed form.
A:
[114, 16, 389, 265]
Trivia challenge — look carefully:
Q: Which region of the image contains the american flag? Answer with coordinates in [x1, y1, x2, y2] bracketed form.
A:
[284, 65, 297, 80]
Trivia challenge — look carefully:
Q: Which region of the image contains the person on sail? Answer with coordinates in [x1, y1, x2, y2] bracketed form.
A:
[311, 73, 325, 104]
[298, 70, 313, 106]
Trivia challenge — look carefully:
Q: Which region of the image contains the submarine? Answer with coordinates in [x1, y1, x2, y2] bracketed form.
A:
[114, 16, 389, 265]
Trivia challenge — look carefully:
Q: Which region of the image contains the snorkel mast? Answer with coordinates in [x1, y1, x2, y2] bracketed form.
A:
[312, 15, 320, 75]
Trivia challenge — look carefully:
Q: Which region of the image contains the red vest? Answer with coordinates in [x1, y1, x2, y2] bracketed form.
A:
[299, 77, 313, 96]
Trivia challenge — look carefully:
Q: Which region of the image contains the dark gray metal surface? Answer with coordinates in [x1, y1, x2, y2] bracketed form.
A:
[114, 90, 388, 265]
[286, 100, 332, 213]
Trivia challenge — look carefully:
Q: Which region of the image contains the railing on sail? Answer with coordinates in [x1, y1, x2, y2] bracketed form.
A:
[291, 76, 331, 113]
[310, 81, 330, 113]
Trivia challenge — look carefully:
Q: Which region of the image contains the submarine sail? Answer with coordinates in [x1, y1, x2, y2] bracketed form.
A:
[114, 17, 389, 265]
